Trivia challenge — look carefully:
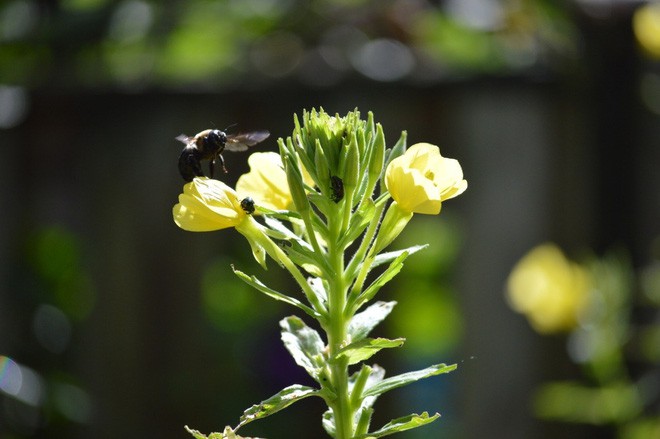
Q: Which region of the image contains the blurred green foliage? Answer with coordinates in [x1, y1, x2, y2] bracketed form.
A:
[0, 0, 577, 89]
[389, 215, 463, 360]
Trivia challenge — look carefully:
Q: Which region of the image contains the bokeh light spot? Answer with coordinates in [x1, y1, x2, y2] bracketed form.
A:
[351, 38, 415, 82]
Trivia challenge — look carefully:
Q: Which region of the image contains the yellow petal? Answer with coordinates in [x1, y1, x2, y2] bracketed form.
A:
[385, 143, 466, 215]
[172, 178, 246, 232]
[236, 152, 309, 211]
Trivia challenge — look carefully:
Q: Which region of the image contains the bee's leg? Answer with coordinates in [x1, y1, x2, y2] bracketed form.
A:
[218, 154, 228, 173]
[208, 158, 215, 178]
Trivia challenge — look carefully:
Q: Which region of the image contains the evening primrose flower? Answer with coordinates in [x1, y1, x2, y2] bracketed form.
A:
[506, 244, 592, 334]
[173, 177, 248, 231]
[236, 152, 312, 211]
[385, 143, 467, 215]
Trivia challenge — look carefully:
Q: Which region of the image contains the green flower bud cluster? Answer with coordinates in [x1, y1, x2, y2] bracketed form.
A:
[282, 109, 384, 211]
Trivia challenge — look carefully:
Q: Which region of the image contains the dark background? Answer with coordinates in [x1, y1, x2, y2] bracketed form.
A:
[1, 1, 659, 438]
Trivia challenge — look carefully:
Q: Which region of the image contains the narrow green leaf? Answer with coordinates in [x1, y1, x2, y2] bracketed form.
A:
[371, 245, 428, 270]
[355, 407, 375, 437]
[358, 412, 440, 438]
[335, 338, 405, 365]
[338, 198, 375, 250]
[348, 301, 397, 342]
[256, 206, 302, 222]
[232, 268, 320, 320]
[280, 316, 325, 379]
[382, 131, 407, 175]
[351, 364, 386, 414]
[363, 363, 457, 398]
[238, 385, 319, 427]
[262, 216, 306, 243]
[307, 193, 334, 222]
[354, 253, 407, 310]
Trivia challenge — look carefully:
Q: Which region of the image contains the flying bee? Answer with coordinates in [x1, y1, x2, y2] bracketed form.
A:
[176, 128, 270, 182]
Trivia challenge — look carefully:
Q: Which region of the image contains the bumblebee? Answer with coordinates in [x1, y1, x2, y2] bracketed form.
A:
[177, 129, 269, 182]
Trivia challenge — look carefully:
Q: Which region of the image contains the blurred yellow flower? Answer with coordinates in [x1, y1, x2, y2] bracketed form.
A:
[507, 244, 592, 334]
[236, 152, 312, 211]
[633, 3, 660, 59]
[173, 177, 247, 231]
[385, 143, 467, 215]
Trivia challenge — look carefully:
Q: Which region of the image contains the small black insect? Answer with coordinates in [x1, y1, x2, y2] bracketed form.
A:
[177, 129, 270, 182]
[240, 197, 255, 214]
[330, 175, 344, 203]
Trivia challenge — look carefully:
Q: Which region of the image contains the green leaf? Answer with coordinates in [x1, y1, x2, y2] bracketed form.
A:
[335, 338, 405, 365]
[382, 131, 407, 176]
[322, 409, 335, 437]
[351, 364, 385, 409]
[358, 412, 440, 438]
[338, 198, 376, 250]
[353, 253, 407, 310]
[307, 193, 334, 224]
[238, 385, 319, 428]
[371, 202, 413, 255]
[308, 277, 328, 303]
[371, 245, 428, 270]
[184, 426, 214, 439]
[232, 267, 320, 320]
[262, 216, 305, 242]
[184, 426, 266, 439]
[348, 301, 396, 342]
[281, 240, 323, 277]
[280, 316, 325, 379]
[363, 363, 457, 398]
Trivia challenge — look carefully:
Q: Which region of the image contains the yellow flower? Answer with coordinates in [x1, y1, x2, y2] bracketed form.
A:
[506, 244, 592, 334]
[633, 3, 660, 59]
[385, 143, 467, 215]
[236, 152, 312, 211]
[173, 177, 247, 231]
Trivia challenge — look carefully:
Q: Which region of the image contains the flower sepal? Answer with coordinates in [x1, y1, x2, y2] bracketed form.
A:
[371, 201, 413, 255]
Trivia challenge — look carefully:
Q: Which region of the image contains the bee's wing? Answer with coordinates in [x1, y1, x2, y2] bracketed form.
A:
[224, 130, 270, 152]
[175, 134, 193, 145]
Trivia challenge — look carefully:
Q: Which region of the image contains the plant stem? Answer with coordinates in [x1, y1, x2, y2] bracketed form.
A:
[326, 207, 353, 439]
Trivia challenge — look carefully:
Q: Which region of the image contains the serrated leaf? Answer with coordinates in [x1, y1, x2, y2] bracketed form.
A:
[335, 338, 405, 365]
[232, 267, 320, 320]
[238, 385, 319, 428]
[358, 412, 440, 438]
[348, 301, 396, 342]
[371, 245, 427, 270]
[280, 316, 325, 378]
[363, 363, 456, 398]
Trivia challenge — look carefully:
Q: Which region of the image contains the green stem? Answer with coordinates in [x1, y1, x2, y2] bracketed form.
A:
[346, 196, 388, 297]
[238, 218, 328, 319]
[326, 206, 354, 439]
